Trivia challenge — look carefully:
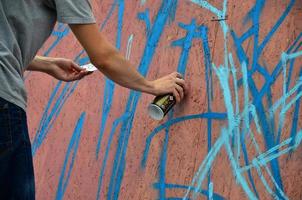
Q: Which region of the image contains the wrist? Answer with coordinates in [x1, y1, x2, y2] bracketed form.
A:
[35, 56, 56, 74]
[142, 80, 156, 95]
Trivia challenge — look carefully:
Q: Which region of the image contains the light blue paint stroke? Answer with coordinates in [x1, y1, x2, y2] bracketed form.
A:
[235, 61, 260, 197]
[203, 63, 256, 200]
[242, 129, 287, 199]
[255, 40, 302, 106]
[242, 62, 249, 137]
[223, 129, 257, 200]
[241, 130, 302, 172]
[190, 0, 223, 18]
[182, 129, 229, 200]
[208, 182, 213, 200]
[191, 0, 229, 68]
[280, 90, 302, 116]
[55, 112, 86, 200]
[140, 0, 147, 6]
[269, 80, 302, 117]
[188, 0, 298, 198]
[229, 18, 301, 199]
[248, 71, 285, 197]
[229, 2, 299, 195]
[126, 34, 134, 60]
[289, 69, 302, 150]
[273, 52, 290, 146]
[228, 54, 241, 166]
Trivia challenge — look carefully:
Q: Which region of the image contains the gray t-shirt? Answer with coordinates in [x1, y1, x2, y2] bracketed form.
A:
[0, 0, 95, 110]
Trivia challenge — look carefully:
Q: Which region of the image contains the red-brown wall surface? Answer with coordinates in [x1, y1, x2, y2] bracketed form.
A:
[25, 0, 302, 199]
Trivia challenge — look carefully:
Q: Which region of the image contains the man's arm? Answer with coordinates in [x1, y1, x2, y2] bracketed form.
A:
[27, 56, 91, 82]
[69, 24, 186, 102]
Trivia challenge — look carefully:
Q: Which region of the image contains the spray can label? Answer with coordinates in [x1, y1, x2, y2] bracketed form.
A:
[148, 94, 176, 120]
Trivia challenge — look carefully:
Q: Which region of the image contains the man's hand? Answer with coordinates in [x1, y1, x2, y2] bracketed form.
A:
[27, 56, 91, 82]
[148, 72, 186, 103]
[47, 58, 91, 82]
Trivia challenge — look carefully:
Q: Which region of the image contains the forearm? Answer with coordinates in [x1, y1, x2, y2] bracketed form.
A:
[96, 52, 155, 94]
[26, 56, 54, 73]
[69, 24, 156, 95]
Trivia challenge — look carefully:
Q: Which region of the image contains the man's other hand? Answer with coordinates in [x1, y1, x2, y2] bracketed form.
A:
[48, 58, 92, 82]
[27, 56, 92, 82]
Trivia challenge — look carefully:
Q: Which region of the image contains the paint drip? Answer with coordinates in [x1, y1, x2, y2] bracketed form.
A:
[148, 94, 176, 120]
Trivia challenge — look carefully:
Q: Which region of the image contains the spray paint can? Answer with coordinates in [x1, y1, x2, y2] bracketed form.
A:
[148, 94, 176, 120]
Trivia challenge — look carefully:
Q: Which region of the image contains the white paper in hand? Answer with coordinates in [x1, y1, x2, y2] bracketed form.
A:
[80, 63, 98, 72]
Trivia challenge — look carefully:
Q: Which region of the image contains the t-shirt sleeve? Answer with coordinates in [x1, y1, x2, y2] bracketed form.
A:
[53, 0, 96, 24]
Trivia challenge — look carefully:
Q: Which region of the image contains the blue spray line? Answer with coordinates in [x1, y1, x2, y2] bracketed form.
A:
[229, 3, 297, 198]
[184, 1, 236, 199]
[95, 0, 124, 159]
[95, 114, 130, 200]
[237, 38, 302, 173]
[186, 63, 261, 200]
[55, 112, 86, 200]
[156, 18, 197, 199]
[32, 1, 124, 157]
[238, 124, 299, 200]
[255, 40, 302, 103]
[241, 130, 302, 172]
[32, 32, 100, 156]
[137, 9, 151, 35]
[44, 23, 70, 56]
[141, 112, 227, 168]
[158, 113, 171, 199]
[153, 183, 224, 200]
[32, 81, 79, 156]
[243, 128, 289, 200]
[188, 1, 298, 198]
[153, 19, 215, 199]
[201, 28, 214, 190]
[94, 1, 179, 200]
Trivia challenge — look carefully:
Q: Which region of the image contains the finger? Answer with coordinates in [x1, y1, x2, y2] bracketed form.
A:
[175, 84, 184, 100]
[78, 70, 92, 78]
[173, 88, 181, 103]
[175, 78, 185, 88]
[77, 71, 88, 79]
[71, 61, 84, 72]
[68, 72, 84, 81]
[173, 72, 183, 79]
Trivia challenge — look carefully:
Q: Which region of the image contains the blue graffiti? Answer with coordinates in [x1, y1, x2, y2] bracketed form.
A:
[27, 0, 302, 199]
[55, 112, 86, 200]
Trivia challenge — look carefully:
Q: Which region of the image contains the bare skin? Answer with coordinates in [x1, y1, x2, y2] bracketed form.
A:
[27, 23, 187, 102]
